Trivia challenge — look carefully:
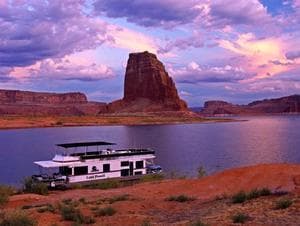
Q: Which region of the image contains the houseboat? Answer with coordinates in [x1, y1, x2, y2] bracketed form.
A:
[32, 141, 162, 188]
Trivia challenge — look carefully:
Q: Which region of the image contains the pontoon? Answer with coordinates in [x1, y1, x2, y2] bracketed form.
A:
[32, 141, 162, 187]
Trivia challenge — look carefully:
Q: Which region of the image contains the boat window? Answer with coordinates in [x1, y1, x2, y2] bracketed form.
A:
[103, 164, 110, 172]
[121, 161, 129, 166]
[136, 161, 144, 169]
[59, 166, 72, 176]
[74, 166, 88, 176]
[121, 169, 129, 177]
[134, 171, 143, 175]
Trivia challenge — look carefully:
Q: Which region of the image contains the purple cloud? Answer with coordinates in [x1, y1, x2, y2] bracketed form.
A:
[207, 0, 270, 28]
[94, 0, 201, 28]
[159, 32, 204, 53]
[94, 0, 270, 29]
[168, 62, 253, 84]
[285, 50, 300, 60]
[0, 1, 108, 68]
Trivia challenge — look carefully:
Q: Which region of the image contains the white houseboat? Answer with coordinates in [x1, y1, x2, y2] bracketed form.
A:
[33, 141, 162, 187]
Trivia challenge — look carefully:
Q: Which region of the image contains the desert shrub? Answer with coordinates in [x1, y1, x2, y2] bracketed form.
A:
[0, 185, 14, 207]
[189, 219, 209, 226]
[81, 216, 95, 224]
[275, 198, 293, 210]
[78, 197, 86, 204]
[259, 188, 271, 196]
[141, 174, 164, 182]
[141, 220, 151, 226]
[231, 191, 247, 204]
[231, 212, 250, 224]
[247, 189, 260, 200]
[84, 180, 120, 190]
[94, 206, 116, 217]
[21, 205, 34, 210]
[23, 177, 48, 195]
[197, 166, 206, 178]
[273, 190, 289, 196]
[37, 204, 55, 213]
[108, 194, 130, 204]
[55, 121, 63, 126]
[0, 210, 36, 226]
[59, 204, 94, 224]
[60, 204, 83, 222]
[166, 194, 195, 202]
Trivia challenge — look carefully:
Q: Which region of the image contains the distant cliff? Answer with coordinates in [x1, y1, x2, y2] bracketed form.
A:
[201, 95, 300, 115]
[108, 51, 187, 113]
[0, 90, 87, 104]
[0, 90, 107, 116]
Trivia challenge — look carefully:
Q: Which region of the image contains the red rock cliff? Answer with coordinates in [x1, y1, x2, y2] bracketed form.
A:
[0, 90, 107, 116]
[201, 95, 300, 115]
[109, 51, 187, 112]
[0, 90, 87, 104]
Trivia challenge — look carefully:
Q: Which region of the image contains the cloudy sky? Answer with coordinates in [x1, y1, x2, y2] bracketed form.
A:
[1, 0, 300, 106]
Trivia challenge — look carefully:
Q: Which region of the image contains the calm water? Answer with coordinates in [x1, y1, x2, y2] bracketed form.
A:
[1, 116, 300, 185]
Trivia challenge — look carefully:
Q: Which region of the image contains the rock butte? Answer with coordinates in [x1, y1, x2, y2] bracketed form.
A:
[108, 51, 187, 112]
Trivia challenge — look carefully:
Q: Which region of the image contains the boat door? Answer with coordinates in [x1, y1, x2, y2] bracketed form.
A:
[129, 162, 134, 176]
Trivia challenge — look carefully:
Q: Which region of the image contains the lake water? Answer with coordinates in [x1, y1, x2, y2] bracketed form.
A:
[1, 116, 300, 185]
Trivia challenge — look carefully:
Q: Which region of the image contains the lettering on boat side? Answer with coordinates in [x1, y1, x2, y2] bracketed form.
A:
[86, 174, 105, 180]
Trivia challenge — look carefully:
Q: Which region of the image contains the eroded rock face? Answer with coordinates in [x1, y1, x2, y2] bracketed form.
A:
[109, 51, 187, 112]
[201, 95, 300, 115]
[0, 90, 87, 104]
[0, 90, 107, 116]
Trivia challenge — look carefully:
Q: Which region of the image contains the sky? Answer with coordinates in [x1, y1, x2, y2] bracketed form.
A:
[1, 0, 300, 106]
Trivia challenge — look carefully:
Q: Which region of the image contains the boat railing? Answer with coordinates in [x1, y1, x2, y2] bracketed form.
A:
[69, 148, 154, 158]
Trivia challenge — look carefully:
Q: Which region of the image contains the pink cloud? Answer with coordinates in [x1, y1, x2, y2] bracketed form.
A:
[9, 50, 114, 81]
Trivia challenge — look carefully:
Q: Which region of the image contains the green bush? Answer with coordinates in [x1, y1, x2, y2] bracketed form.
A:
[0, 211, 36, 226]
[141, 174, 164, 182]
[197, 166, 206, 178]
[23, 177, 48, 195]
[166, 194, 195, 202]
[59, 204, 94, 224]
[275, 198, 293, 210]
[247, 189, 260, 200]
[231, 212, 250, 224]
[232, 188, 272, 204]
[84, 180, 120, 190]
[78, 197, 86, 204]
[231, 191, 247, 204]
[259, 188, 271, 196]
[108, 194, 130, 204]
[189, 219, 209, 226]
[0, 185, 14, 207]
[60, 204, 83, 222]
[141, 220, 151, 226]
[94, 206, 116, 217]
[37, 204, 55, 213]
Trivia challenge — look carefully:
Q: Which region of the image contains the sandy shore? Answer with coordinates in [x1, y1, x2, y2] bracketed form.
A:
[0, 115, 235, 130]
[2, 163, 300, 225]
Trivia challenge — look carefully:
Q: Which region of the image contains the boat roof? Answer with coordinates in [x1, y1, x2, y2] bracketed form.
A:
[56, 141, 116, 149]
[34, 161, 75, 168]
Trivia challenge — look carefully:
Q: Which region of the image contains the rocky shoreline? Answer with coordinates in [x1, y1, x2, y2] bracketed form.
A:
[0, 115, 235, 130]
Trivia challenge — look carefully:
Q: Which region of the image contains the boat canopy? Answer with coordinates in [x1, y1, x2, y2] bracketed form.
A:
[34, 161, 74, 168]
[56, 141, 116, 149]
